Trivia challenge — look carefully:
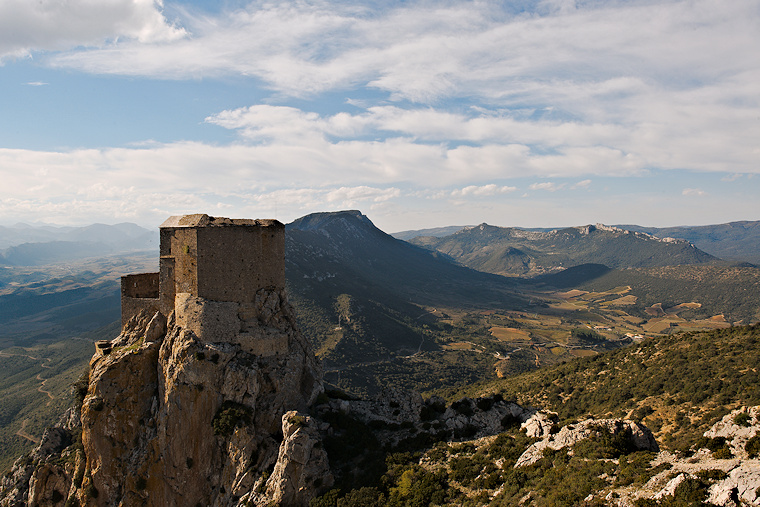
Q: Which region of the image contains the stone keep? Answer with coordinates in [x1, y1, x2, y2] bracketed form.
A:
[121, 214, 285, 328]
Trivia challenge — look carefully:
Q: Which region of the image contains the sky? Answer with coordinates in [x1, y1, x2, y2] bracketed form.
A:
[0, 0, 758, 233]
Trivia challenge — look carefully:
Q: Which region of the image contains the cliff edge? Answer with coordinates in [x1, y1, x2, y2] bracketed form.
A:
[1, 287, 324, 507]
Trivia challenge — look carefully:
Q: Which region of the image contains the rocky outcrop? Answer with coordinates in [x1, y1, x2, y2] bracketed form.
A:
[515, 418, 658, 467]
[607, 406, 760, 507]
[704, 406, 760, 459]
[2, 285, 325, 507]
[251, 411, 333, 507]
[0, 410, 81, 507]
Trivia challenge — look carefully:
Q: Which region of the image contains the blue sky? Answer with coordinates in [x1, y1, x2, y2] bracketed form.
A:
[0, 0, 758, 233]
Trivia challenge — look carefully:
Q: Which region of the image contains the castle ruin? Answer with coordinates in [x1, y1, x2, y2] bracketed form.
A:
[120, 213, 288, 355]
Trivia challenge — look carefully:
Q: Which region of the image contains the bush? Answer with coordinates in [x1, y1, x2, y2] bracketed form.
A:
[745, 435, 760, 458]
[476, 397, 495, 412]
[695, 436, 730, 454]
[451, 399, 473, 417]
[696, 469, 728, 481]
[72, 368, 90, 408]
[212, 401, 253, 437]
[337, 487, 385, 506]
[733, 412, 752, 427]
[288, 415, 307, 429]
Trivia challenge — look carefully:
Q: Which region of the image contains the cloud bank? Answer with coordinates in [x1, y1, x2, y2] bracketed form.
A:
[0, 0, 758, 229]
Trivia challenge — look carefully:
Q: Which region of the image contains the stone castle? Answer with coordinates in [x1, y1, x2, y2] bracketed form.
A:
[116, 214, 294, 357]
[121, 213, 285, 326]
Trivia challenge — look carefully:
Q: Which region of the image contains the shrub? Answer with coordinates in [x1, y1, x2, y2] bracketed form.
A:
[212, 401, 253, 437]
[476, 397, 495, 412]
[695, 436, 731, 455]
[337, 487, 385, 506]
[72, 368, 90, 408]
[696, 469, 728, 481]
[745, 435, 760, 458]
[451, 399, 473, 417]
[288, 415, 307, 429]
[734, 412, 752, 427]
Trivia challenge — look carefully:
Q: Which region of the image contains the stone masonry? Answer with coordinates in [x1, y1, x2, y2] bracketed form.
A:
[121, 213, 285, 328]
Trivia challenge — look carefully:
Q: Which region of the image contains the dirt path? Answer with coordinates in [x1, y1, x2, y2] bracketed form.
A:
[15, 418, 39, 445]
[36, 373, 55, 405]
[0, 351, 55, 405]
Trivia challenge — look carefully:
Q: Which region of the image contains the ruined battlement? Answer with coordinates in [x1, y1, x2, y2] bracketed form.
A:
[121, 214, 285, 327]
[121, 272, 160, 327]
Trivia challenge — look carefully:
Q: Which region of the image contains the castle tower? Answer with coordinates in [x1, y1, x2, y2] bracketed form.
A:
[121, 214, 285, 327]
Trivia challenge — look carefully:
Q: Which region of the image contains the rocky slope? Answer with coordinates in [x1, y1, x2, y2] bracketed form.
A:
[0, 285, 324, 507]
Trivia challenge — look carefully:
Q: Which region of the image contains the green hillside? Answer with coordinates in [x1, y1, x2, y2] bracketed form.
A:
[467, 324, 760, 450]
[311, 325, 760, 507]
[535, 263, 760, 325]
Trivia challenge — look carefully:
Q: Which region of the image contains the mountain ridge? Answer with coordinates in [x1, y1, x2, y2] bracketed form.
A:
[410, 221, 718, 277]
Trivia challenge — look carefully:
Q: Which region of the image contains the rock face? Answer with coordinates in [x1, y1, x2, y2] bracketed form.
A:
[80, 287, 322, 507]
[0, 410, 82, 507]
[703, 407, 760, 507]
[607, 406, 760, 507]
[2, 284, 324, 507]
[256, 411, 333, 506]
[515, 418, 659, 468]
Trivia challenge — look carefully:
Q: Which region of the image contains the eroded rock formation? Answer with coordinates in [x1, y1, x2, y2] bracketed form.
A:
[2, 285, 324, 507]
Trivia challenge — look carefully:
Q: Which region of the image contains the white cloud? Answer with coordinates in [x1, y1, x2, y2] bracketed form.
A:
[45, 0, 759, 104]
[682, 188, 707, 197]
[572, 179, 592, 189]
[529, 182, 565, 192]
[206, 102, 759, 178]
[0, 0, 185, 61]
[451, 185, 517, 197]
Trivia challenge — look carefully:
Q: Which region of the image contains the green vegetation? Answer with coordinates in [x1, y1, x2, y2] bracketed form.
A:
[0, 337, 98, 471]
[288, 414, 307, 429]
[212, 401, 253, 437]
[312, 423, 670, 507]
[466, 324, 760, 450]
[746, 435, 760, 458]
[733, 411, 751, 427]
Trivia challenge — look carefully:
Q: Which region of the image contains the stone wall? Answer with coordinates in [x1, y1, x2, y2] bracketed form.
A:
[123, 214, 286, 333]
[195, 223, 285, 304]
[121, 273, 160, 327]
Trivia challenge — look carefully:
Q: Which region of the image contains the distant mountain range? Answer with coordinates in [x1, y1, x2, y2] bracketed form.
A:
[618, 220, 760, 264]
[0, 223, 157, 266]
[396, 219, 760, 266]
[408, 223, 718, 277]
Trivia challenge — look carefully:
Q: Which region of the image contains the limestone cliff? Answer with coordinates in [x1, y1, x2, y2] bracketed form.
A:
[2, 286, 324, 507]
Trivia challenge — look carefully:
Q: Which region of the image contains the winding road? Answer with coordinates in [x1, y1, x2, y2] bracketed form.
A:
[0, 351, 55, 443]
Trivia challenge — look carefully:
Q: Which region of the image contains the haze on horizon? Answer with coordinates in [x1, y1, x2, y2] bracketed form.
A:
[0, 0, 758, 233]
